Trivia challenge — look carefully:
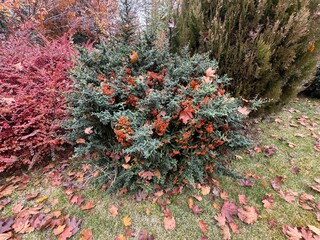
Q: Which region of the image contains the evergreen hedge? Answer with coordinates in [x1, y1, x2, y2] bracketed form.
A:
[174, 0, 320, 113]
[65, 31, 261, 193]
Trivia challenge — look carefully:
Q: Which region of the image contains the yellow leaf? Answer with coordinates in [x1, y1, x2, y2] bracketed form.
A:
[35, 196, 48, 203]
[122, 216, 132, 227]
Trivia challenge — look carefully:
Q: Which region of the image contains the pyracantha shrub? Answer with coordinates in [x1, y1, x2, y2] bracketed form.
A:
[0, 24, 75, 172]
[66, 32, 261, 193]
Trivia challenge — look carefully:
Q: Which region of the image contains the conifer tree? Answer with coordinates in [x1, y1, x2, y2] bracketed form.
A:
[174, 0, 320, 113]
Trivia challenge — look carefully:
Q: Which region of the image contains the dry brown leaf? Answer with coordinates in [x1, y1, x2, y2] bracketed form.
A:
[311, 185, 320, 193]
[109, 205, 118, 218]
[84, 127, 93, 134]
[146, 208, 151, 215]
[220, 191, 229, 200]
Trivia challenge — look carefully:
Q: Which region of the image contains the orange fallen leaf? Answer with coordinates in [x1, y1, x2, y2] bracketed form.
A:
[187, 198, 194, 209]
[81, 201, 95, 210]
[80, 229, 93, 240]
[198, 220, 208, 233]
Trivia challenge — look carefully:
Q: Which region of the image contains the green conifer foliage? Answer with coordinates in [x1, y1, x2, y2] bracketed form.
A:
[65, 1, 261, 193]
[174, 0, 320, 113]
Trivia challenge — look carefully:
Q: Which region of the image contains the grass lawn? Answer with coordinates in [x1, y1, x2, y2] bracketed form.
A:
[1, 97, 319, 240]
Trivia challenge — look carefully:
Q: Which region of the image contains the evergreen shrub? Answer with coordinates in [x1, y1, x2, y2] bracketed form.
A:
[66, 32, 261, 192]
[174, 0, 320, 113]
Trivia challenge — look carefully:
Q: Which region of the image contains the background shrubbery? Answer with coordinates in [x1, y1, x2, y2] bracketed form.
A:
[174, 0, 320, 113]
[304, 65, 320, 98]
[0, 24, 75, 172]
[66, 29, 261, 192]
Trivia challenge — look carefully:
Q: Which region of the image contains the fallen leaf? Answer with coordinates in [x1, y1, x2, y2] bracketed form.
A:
[308, 225, 320, 236]
[311, 185, 320, 193]
[214, 214, 226, 227]
[0, 217, 14, 234]
[238, 206, 258, 224]
[138, 229, 155, 240]
[58, 226, 73, 240]
[109, 205, 118, 218]
[221, 201, 238, 223]
[220, 225, 231, 240]
[115, 233, 126, 240]
[239, 179, 254, 187]
[163, 216, 176, 231]
[84, 127, 93, 134]
[193, 195, 203, 201]
[81, 201, 95, 210]
[205, 67, 216, 78]
[187, 198, 194, 209]
[35, 196, 48, 203]
[238, 194, 248, 205]
[179, 106, 194, 124]
[262, 194, 274, 209]
[279, 190, 298, 204]
[146, 208, 151, 215]
[0, 232, 12, 240]
[123, 216, 132, 227]
[291, 168, 300, 174]
[138, 171, 154, 180]
[192, 205, 203, 215]
[53, 225, 66, 236]
[201, 186, 211, 196]
[25, 192, 40, 201]
[238, 106, 250, 115]
[80, 229, 93, 240]
[282, 225, 302, 240]
[12, 203, 24, 213]
[153, 169, 161, 179]
[229, 222, 240, 234]
[76, 138, 86, 144]
[198, 220, 208, 233]
[130, 51, 139, 64]
[0, 184, 15, 199]
[220, 191, 229, 200]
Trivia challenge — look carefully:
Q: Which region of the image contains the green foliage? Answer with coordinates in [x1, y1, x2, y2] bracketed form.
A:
[65, 28, 261, 193]
[174, 0, 320, 113]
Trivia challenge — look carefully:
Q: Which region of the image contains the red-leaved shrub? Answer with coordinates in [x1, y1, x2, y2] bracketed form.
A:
[0, 24, 75, 172]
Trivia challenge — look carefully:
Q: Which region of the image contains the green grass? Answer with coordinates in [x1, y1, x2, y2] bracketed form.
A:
[2, 98, 320, 240]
